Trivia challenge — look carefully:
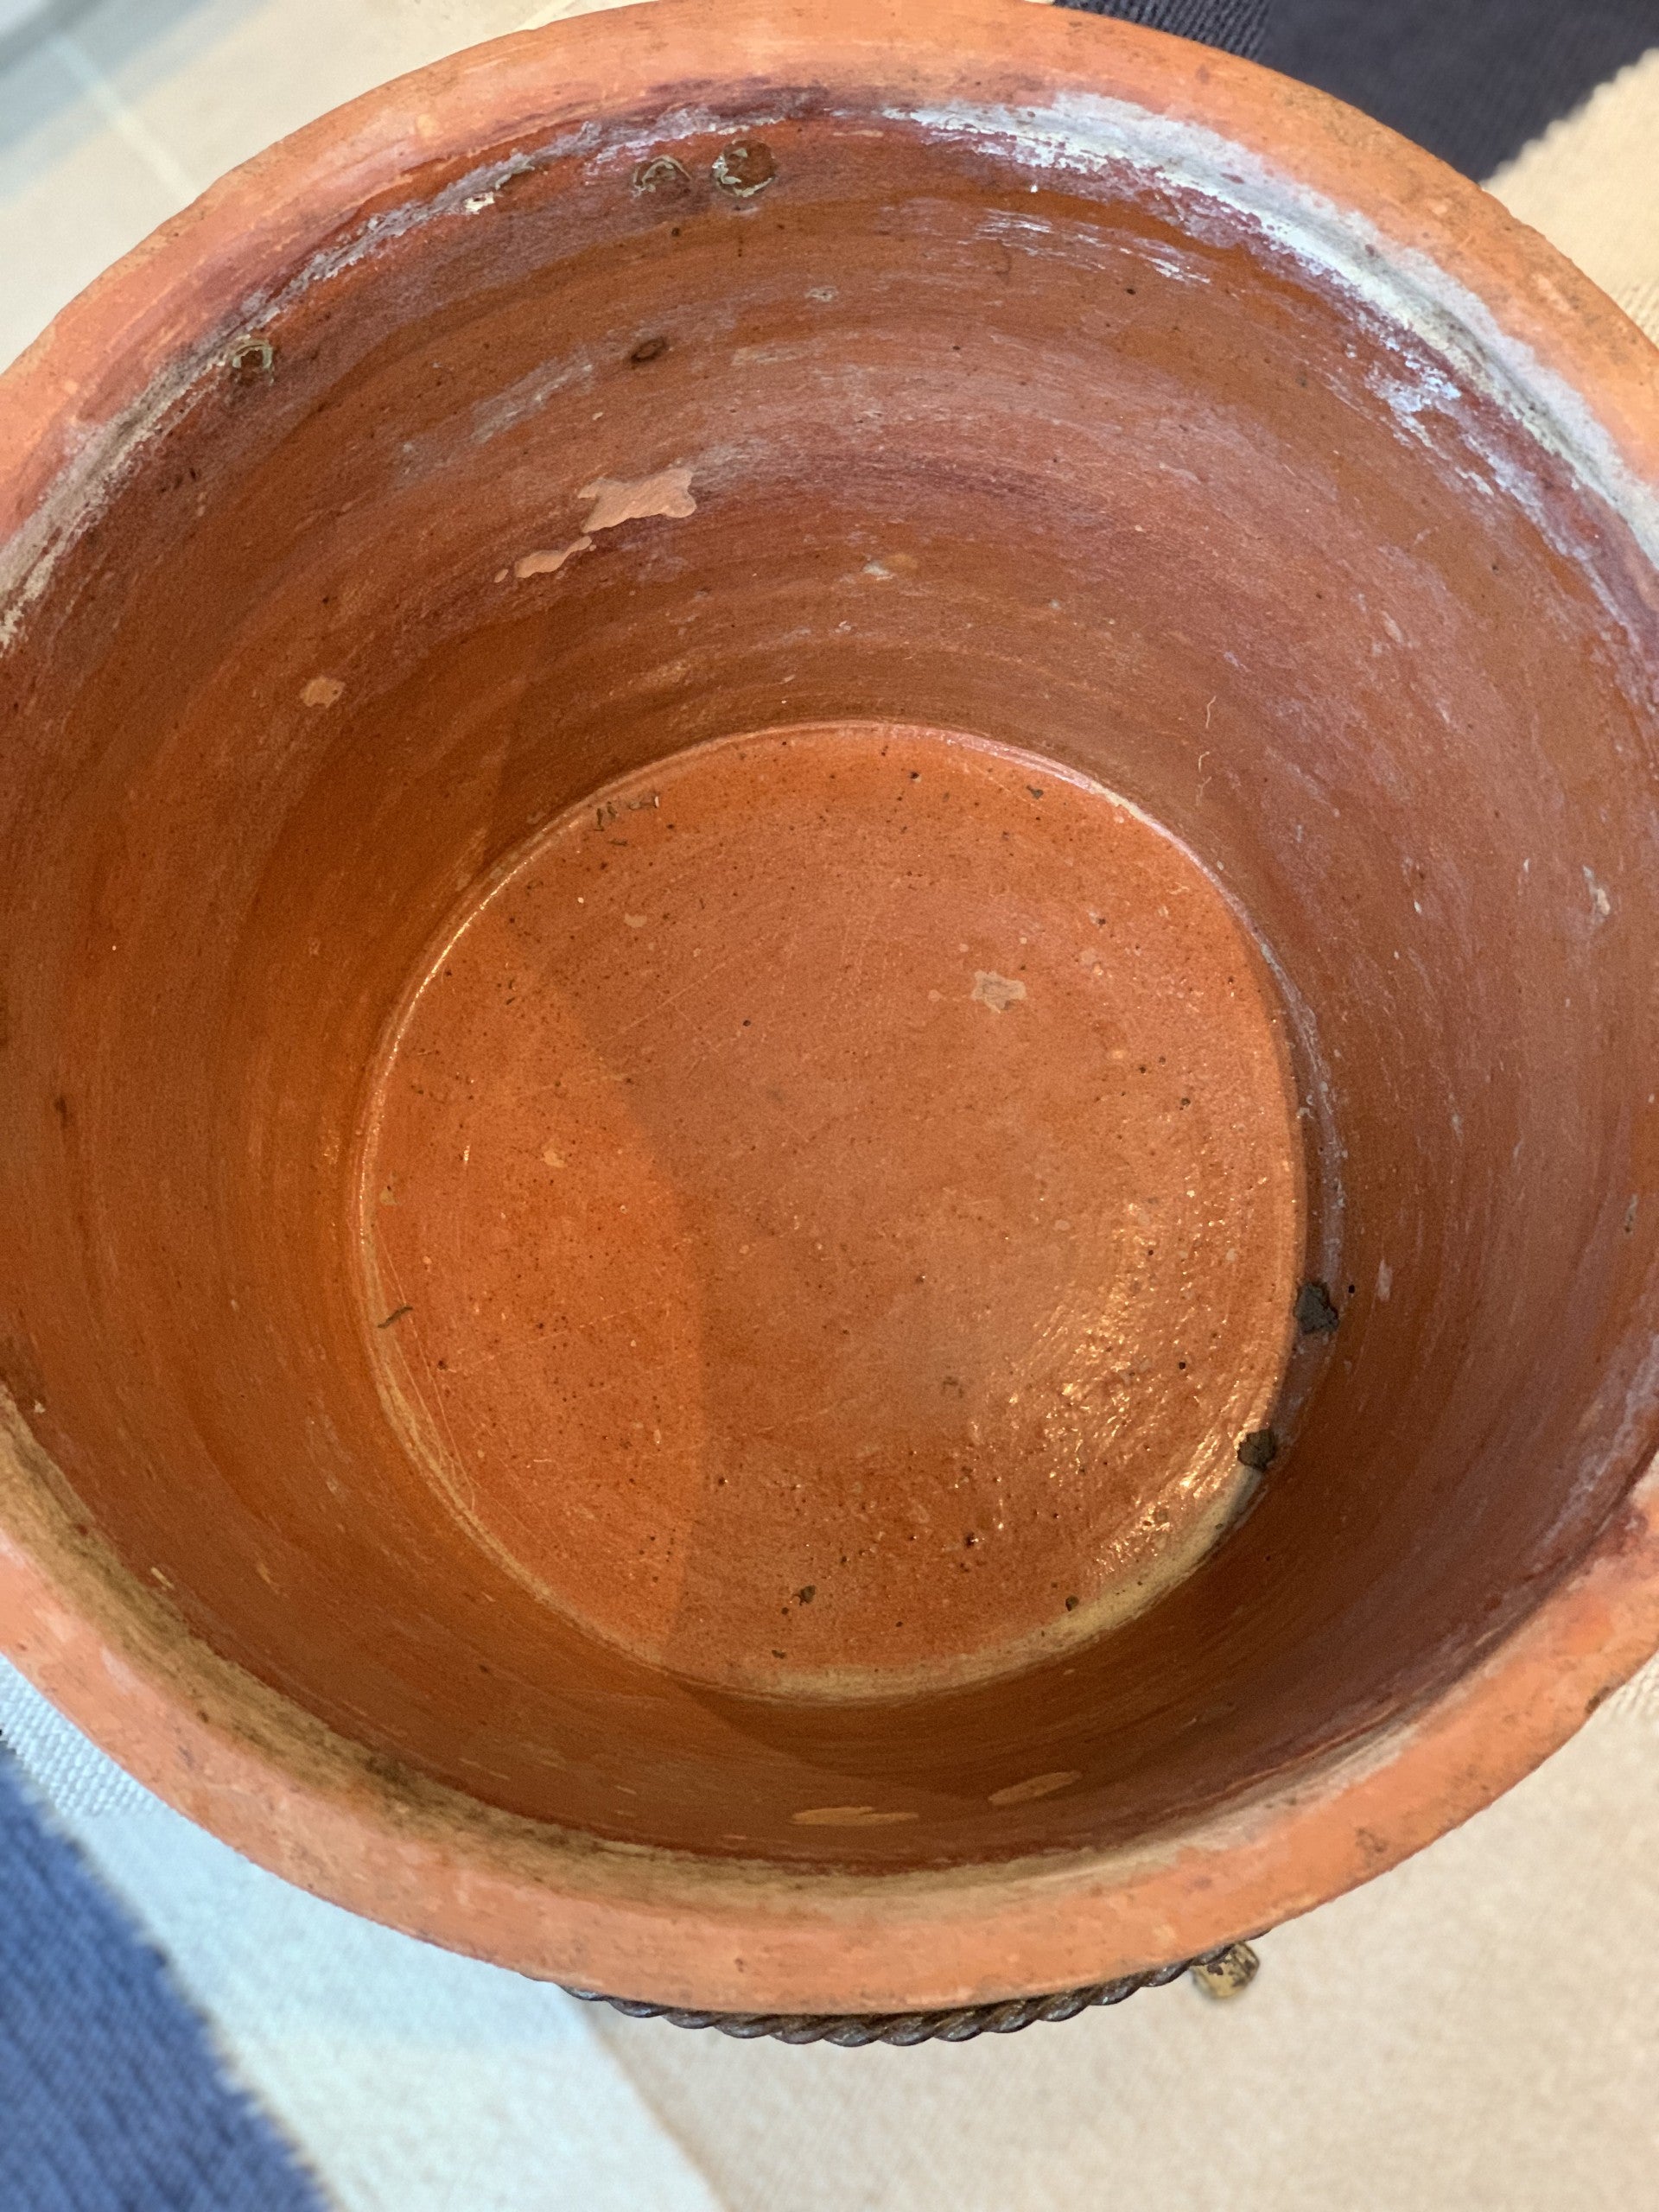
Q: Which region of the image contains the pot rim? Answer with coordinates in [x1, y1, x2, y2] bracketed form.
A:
[3, 0, 1659, 2012]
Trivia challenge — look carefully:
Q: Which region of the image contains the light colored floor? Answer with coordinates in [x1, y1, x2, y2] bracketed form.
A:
[592, 1700, 1659, 2212]
[0, 0, 633, 371]
[5, 8, 1659, 2209]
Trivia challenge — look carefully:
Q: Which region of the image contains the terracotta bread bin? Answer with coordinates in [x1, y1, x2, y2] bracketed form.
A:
[4, 0, 1659, 2021]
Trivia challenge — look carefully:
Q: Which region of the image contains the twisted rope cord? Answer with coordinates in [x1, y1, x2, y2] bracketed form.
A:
[568, 1948, 1241, 2047]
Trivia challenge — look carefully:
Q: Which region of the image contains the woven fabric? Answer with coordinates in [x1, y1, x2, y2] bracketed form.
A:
[1488, 47, 1659, 340]
[1057, 0, 1268, 62]
[1058, 0, 1659, 181]
[0, 1662, 155, 1819]
[1265, 0, 1659, 179]
[0, 1662, 730, 2212]
[0, 1746, 326, 2212]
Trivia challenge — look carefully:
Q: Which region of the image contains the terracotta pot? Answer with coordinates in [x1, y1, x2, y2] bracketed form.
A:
[3, 0, 1659, 2017]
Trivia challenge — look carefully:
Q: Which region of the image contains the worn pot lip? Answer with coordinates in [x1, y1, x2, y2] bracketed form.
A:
[4, 0, 1659, 2013]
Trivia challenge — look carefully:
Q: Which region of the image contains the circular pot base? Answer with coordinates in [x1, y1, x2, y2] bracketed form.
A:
[358, 721, 1302, 1701]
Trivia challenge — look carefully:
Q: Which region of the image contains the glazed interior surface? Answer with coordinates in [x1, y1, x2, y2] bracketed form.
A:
[3, 96, 1659, 1871]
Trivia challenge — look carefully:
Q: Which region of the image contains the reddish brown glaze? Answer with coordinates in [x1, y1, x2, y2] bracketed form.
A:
[2, 0, 1659, 2011]
[361, 723, 1300, 1701]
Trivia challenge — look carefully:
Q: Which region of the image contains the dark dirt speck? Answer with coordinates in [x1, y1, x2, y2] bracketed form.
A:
[1294, 1281, 1340, 1335]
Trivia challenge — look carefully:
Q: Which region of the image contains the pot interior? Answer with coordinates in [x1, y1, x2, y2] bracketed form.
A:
[4, 88, 1659, 1873]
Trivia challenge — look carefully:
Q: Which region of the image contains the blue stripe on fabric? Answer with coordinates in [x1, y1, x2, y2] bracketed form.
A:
[0, 1744, 327, 2212]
